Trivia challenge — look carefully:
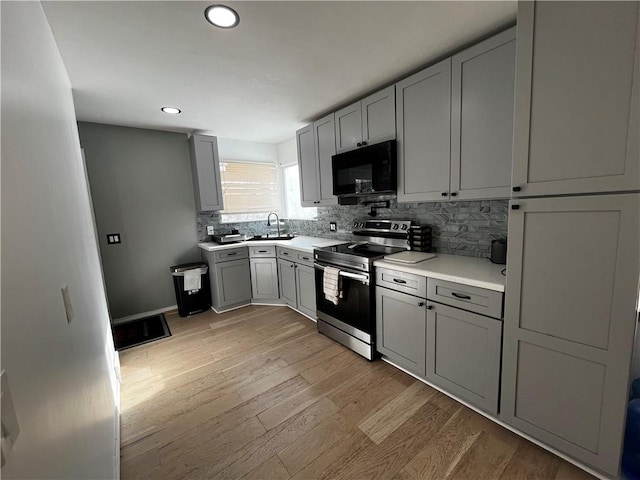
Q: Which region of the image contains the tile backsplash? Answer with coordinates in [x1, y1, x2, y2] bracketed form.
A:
[197, 199, 508, 258]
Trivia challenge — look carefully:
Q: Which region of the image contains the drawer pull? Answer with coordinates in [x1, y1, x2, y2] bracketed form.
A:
[283, 252, 290, 256]
[257, 250, 268, 253]
[426, 305, 433, 310]
[451, 292, 471, 300]
[418, 302, 425, 307]
[392, 278, 407, 284]
[302, 256, 309, 261]
[227, 252, 238, 256]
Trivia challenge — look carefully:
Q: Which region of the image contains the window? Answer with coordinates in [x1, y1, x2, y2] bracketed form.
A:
[282, 164, 317, 220]
[218, 160, 317, 223]
[220, 161, 279, 222]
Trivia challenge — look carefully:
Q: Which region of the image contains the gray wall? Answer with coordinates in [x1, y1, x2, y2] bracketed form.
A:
[1, 3, 117, 478]
[198, 199, 508, 258]
[79, 122, 200, 319]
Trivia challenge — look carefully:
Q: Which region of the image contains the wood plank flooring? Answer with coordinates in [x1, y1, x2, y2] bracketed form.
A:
[119, 306, 595, 480]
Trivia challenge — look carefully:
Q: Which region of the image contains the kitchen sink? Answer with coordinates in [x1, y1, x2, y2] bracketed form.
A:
[249, 235, 295, 241]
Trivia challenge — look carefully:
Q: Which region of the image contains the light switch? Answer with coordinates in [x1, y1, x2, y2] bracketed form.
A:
[107, 234, 121, 245]
[206, 226, 215, 235]
[330, 222, 337, 232]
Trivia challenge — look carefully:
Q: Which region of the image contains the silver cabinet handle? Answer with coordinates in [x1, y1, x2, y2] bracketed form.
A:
[393, 278, 407, 284]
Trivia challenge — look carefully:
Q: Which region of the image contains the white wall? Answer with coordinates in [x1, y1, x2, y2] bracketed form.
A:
[1, 3, 118, 479]
[217, 137, 278, 163]
[277, 137, 297, 166]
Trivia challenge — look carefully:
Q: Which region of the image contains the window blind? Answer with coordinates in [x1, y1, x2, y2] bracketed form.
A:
[220, 161, 279, 214]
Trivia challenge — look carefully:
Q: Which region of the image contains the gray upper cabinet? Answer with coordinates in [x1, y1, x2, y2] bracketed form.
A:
[512, 1, 640, 197]
[297, 114, 338, 207]
[314, 114, 338, 206]
[189, 134, 224, 211]
[334, 102, 363, 153]
[396, 58, 452, 203]
[296, 124, 318, 207]
[335, 85, 396, 153]
[450, 27, 516, 200]
[500, 194, 640, 477]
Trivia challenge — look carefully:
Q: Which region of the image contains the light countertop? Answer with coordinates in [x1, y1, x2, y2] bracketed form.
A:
[198, 235, 346, 254]
[374, 254, 506, 292]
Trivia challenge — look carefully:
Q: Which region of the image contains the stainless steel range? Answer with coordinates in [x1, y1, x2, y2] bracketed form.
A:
[314, 219, 413, 360]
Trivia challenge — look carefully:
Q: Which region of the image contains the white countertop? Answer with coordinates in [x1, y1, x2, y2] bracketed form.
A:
[198, 235, 346, 254]
[374, 254, 506, 292]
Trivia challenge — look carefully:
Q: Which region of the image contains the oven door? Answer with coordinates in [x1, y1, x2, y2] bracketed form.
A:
[314, 263, 374, 338]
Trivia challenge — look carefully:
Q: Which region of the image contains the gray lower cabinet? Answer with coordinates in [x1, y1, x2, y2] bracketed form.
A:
[189, 134, 224, 211]
[277, 249, 317, 319]
[277, 258, 297, 308]
[375, 285, 427, 377]
[203, 247, 251, 311]
[500, 194, 640, 477]
[425, 302, 502, 414]
[512, 1, 640, 197]
[250, 258, 279, 300]
[295, 263, 316, 319]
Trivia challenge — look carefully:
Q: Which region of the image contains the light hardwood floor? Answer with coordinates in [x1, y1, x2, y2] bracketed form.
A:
[119, 306, 595, 480]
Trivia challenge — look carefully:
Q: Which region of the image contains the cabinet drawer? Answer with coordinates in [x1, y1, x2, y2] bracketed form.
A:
[213, 247, 248, 263]
[277, 247, 297, 261]
[427, 278, 502, 319]
[376, 268, 427, 298]
[249, 245, 276, 258]
[296, 251, 314, 266]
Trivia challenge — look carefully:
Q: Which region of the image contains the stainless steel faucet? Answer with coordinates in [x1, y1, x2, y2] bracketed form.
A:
[267, 212, 280, 238]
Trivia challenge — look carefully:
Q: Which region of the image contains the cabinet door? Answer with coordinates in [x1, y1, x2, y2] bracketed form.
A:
[426, 302, 502, 414]
[396, 59, 452, 203]
[250, 258, 279, 300]
[512, 2, 640, 197]
[313, 113, 338, 206]
[296, 124, 319, 207]
[500, 194, 639, 477]
[215, 259, 252, 309]
[375, 286, 427, 377]
[189, 134, 224, 211]
[295, 264, 316, 319]
[334, 101, 363, 153]
[361, 85, 396, 145]
[450, 28, 515, 200]
[277, 259, 297, 308]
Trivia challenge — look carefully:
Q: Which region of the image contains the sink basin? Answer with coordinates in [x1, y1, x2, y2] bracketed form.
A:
[249, 235, 295, 241]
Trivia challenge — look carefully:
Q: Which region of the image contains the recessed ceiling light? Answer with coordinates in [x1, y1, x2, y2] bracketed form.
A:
[161, 107, 181, 114]
[204, 5, 239, 29]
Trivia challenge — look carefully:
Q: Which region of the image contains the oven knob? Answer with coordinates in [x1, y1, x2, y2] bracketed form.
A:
[401, 224, 408, 230]
[358, 222, 364, 228]
[392, 224, 399, 230]
[353, 222, 358, 229]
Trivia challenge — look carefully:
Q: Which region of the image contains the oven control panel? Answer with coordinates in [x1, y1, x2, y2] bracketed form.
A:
[352, 219, 413, 234]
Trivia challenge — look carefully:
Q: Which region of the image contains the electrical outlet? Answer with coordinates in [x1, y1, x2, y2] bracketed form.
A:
[61, 285, 74, 323]
[207, 226, 215, 235]
[329, 222, 337, 232]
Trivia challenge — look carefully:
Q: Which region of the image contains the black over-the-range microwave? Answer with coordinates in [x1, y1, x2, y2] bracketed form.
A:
[331, 140, 397, 197]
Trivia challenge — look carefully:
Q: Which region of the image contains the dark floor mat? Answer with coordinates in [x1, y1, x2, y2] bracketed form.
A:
[112, 313, 171, 351]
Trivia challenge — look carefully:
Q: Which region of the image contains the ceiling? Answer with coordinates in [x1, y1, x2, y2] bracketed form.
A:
[42, 1, 516, 144]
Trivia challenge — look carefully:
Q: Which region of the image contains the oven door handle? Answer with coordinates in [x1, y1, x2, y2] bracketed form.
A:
[314, 264, 369, 283]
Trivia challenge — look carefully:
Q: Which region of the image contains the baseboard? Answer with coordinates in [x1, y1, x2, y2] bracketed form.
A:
[380, 357, 607, 480]
[112, 305, 177, 325]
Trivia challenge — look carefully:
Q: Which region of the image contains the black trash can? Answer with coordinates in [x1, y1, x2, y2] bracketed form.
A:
[170, 262, 211, 317]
